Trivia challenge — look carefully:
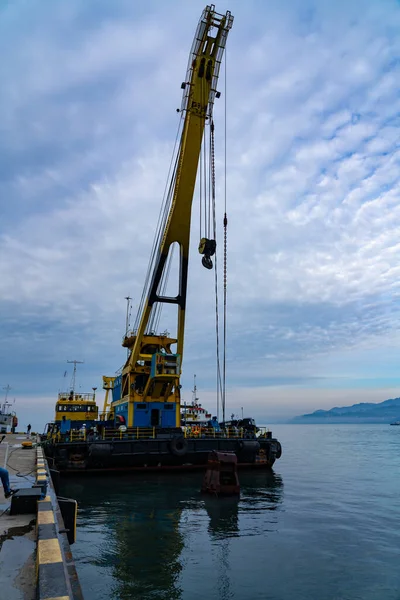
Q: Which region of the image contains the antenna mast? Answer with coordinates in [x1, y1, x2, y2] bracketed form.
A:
[125, 296, 132, 358]
[2, 384, 11, 413]
[192, 374, 199, 405]
[67, 360, 84, 393]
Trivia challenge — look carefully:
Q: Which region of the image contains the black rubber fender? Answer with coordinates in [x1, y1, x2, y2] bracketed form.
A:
[169, 437, 188, 457]
[275, 441, 282, 459]
[89, 443, 113, 457]
[236, 440, 260, 452]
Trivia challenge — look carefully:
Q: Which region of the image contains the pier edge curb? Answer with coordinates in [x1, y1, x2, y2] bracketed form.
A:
[36, 445, 84, 600]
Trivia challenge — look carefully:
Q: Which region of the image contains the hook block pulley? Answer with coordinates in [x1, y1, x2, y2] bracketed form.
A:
[199, 237, 216, 269]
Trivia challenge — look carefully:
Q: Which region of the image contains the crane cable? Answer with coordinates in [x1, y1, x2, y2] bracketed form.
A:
[210, 52, 229, 423]
[210, 121, 223, 420]
[222, 53, 228, 423]
[134, 112, 184, 333]
[222, 213, 227, 423]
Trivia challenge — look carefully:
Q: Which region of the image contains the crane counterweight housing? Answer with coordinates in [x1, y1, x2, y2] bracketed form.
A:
[106, 5, 234, 431]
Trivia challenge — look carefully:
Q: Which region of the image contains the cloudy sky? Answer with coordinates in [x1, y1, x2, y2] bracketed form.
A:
[1, 0, 400, 430]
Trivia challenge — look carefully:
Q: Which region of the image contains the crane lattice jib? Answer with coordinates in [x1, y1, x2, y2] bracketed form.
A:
[126, 5, 233, 381]
[181, 5, 233, 117]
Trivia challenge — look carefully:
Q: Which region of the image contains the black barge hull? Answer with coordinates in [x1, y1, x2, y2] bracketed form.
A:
[43, 436, 282, 474]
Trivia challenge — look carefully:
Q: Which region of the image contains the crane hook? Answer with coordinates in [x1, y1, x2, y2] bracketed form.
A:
[202, 256, 213, 269]
[199, 237, 216, 270]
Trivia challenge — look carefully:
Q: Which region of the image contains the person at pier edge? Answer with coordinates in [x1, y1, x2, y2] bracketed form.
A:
[0, 466, 17, 499]
[26, 424, 31, 436]
[0, 436, 18, 499]
[11, 415, 18, 434]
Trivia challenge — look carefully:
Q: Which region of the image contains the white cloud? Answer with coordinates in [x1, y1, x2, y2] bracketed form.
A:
[2, 0, 400, 425]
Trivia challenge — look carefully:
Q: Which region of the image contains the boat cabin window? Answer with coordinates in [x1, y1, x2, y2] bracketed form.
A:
[164, 404, 174, 410]
[136, 403, 147, 410]
[57, 404, 97, 412]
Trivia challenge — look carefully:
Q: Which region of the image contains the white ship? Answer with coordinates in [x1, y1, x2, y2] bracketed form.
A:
[180, 376, 212, 425]
[0, 385, 17, 433]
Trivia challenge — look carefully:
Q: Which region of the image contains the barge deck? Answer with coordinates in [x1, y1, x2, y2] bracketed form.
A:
[43, 428, 282, 474]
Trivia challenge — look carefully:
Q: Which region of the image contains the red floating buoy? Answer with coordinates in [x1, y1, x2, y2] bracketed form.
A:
[201, 451, 240, 496]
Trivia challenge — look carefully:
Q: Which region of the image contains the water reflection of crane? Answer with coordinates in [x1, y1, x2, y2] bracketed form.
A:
[63, 474, 189, 599]
[61, 471, 283, 599]
[203, 471, 284, 600]
[112, 483, 185, 600]
[204, 471, 283, 537]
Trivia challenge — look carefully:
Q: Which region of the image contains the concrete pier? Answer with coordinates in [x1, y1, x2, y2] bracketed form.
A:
[0, 434, 36, 600]
[0, 434, 83, 600]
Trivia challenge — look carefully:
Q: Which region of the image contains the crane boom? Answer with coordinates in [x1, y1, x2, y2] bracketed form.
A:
[107, 5, 233, 430]
[131, 5, 232, 367]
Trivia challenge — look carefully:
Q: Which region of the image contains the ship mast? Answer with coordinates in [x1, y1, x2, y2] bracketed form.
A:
[192, 374, 199, 406]
[2, 384, 11, 414]
[67, 360, 84, 394]
[125, 296, 132, 359]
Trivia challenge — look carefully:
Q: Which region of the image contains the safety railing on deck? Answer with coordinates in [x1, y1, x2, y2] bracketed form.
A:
[183, 426, 269, 439]
[47, 426, 270, 443]
[57, 392, 95, 402]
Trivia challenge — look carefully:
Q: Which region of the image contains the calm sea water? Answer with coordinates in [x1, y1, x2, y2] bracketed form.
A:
[60, 424, 400, 600]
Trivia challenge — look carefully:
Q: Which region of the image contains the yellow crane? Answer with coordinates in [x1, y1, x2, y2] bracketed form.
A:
[105, 5, 233, 430]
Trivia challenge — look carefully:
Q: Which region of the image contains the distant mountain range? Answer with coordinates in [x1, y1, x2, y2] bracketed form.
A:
[292, 397, 400, 423]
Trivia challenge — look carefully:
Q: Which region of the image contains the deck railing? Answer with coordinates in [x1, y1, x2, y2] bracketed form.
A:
[48, 426, 270, 443]
[57, 392, 95, 402]
[183, 426, 268, 439]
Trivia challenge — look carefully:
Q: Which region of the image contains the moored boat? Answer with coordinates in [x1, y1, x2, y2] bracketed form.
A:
[181, 375, 212, 428]
[0, 385, 17, 434]
[42, 5, 282, 475]
[43, 361, 99, 439]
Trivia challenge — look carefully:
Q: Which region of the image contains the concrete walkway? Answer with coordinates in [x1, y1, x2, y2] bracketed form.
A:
[0, 434, 36, 600]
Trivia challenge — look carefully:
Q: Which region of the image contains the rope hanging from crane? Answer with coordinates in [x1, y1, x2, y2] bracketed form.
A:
[198, 117, 228, 423]
[198, 122, 216, 270]
[209, 57, 229, 423]
[132, 113, 185, 335]
[222, 48, 228, 424]
[209, 121, 223, 419]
